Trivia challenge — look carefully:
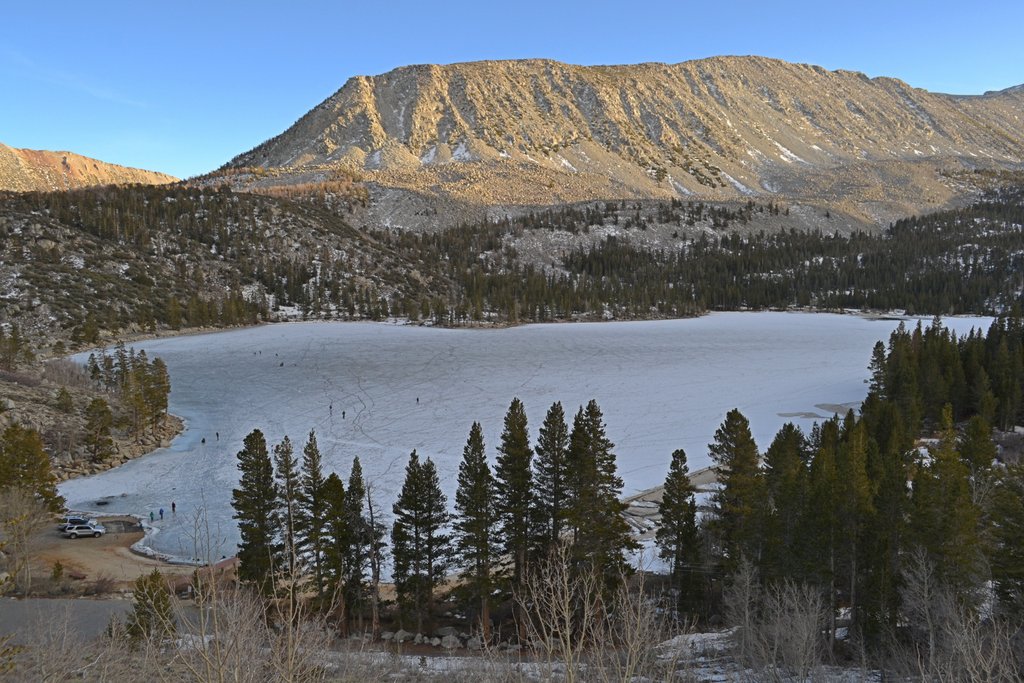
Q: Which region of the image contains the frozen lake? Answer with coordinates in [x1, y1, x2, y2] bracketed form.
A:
[60, 312, 990, 562]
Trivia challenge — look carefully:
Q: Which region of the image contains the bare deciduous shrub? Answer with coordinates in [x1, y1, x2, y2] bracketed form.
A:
[0, 487, 51, 593]
[517, 542, 681, 683]
[897, 549, 1022, 682]
[40, 358, 93, 388]
[723, 557, 827, 680]
[722, 555, 761, 665]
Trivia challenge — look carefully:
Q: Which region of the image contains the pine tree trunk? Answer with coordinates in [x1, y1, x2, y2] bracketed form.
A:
[849, 541, 857, 633]
[367, 488, 382, 640]
[828, 537, 836, 652]
[516, 545, 528, 641]
[481, 566, 492, 642]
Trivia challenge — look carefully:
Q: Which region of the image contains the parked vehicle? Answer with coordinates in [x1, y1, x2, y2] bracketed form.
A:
[63, 523, 106, 539]
[58, 515, 97, 531]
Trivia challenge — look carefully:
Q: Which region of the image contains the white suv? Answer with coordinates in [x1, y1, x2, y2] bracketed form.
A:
[63, 523, 106, 539]
[58, 515, 97, 531]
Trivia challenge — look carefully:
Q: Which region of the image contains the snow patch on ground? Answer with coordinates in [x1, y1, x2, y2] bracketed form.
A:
[451, 141, 473, 162]
[419, 146, 437, 165]
[721, 172, 755, 196]
[775, 142, 806, 164]
[669, 176, 693, 195]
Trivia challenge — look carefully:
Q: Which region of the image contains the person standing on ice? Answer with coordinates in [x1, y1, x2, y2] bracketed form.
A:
[171, 501, 176, 514]
[159, 508, 164, 520]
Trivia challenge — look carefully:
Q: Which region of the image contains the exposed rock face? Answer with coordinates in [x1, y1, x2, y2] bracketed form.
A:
[223, 56, 1024, 228]
[0, 143, 177, 192]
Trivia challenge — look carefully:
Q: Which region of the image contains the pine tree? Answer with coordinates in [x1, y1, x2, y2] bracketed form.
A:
[836, 412, 874, 633]
[493, 398, 532, 631]
[145, 357, 171, 431]
[364, 484, 387, 640]
[391, 451, 452, 632]
[708, 409, 766, 571]
[566, 400, 636, 583]
[958, 415, 997, 479]
[125, 569, 175, 644]
[274, 435, 301, 584]
[231, 429, 279, 594]
[454, 422, 497, 640]
[859, 399, 910, 638]
[532, 401, 569, 558]
[344, 457, 368, 630]
[296, 430, 328, 597]
[0, 424, 64, 513]
[83, 398, 114, 463]
[761, 423, 807, 581]
[805, 420, 840, 617]
[655, 448, 699, 613]
[321, 472, 349, 607]
[991, 462, 1024, 613]
[910, 405, 983, 596]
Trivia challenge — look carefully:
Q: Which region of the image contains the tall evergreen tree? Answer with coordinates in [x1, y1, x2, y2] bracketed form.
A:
[859, 399, 911, 639]
[532, 401, 569, 558]
[761, 422, 808, 581]
[321, 472, 349, 615]
[910, 405, 983, 596]
[344, 457, 370, 630]
[274, 435, 301, 583]
[991, 462, 1024, 614]
[836, 412, 874, 631]
[655, 448, 700, 613]
[493, 398, 533, 630]
[454, 422, 497, 639]
[83, 398, 114, 463]
[958, 415, 997, 479]
[296, 430, 328, 597]
[805, 418, 840, 633]
[391, 451, 452, 632]
[566, 400, 636, 583]
[0, 424, 64, 513]
[708, 409, 766, 570]
[231, 429, 279, 594]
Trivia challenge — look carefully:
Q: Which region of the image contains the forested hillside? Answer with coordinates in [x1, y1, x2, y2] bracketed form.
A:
[2, 177, 1023, 351]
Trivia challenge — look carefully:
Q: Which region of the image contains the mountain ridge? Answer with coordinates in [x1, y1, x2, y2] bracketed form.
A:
[0, 143, 177, 192]
[221, 55, 1024, 229]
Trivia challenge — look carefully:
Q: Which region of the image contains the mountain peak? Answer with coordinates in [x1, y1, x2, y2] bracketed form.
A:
[0, 143, 177, 192]
[223, 56, 1024, 228]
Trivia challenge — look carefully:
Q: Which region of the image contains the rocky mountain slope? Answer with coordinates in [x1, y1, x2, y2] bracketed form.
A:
[0, 143, 177, 192]
[221, 56, 1024, 230]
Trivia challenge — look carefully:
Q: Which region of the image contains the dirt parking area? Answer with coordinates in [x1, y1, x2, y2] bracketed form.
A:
[29, 516, 195, 591]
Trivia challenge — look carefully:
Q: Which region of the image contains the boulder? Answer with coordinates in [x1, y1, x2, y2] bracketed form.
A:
[429, 637, 441, 647]
[436, 626, 458, 638]
[394, 629, 414, 643]
[466, 636, 482, 651]
[380, 631, 394, 642]
[440, 634, 462, 649]
[414, 633, 423, 644]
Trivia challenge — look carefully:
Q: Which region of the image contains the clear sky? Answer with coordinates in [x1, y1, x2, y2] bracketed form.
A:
[3, 1, 1021, 179]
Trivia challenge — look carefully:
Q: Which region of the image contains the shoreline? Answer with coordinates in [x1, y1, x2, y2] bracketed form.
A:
[53, 309, 991, 569]
[51, 306, 997, 369]
[52, 413, 185, 484]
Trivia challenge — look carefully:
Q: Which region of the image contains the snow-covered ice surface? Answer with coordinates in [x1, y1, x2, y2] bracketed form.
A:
[60, 312, 990, 562]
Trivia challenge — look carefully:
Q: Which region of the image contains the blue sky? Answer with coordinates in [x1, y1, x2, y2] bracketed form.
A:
[3, 1, 1021, 179]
